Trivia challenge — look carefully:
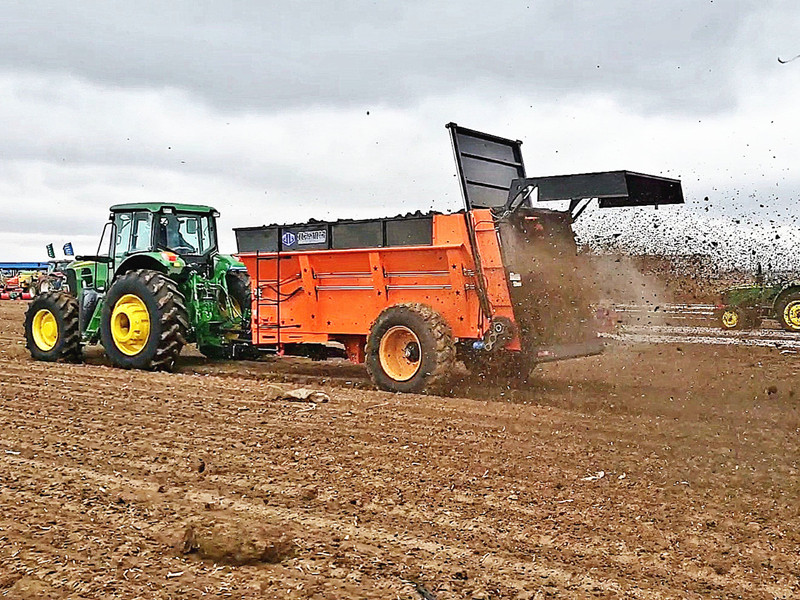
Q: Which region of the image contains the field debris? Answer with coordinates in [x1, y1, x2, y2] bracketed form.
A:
[280, 388, 330, 403]
[179, 518, 297, 565]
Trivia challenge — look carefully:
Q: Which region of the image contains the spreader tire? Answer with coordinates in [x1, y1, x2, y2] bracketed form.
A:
[366, 303, 455, 394]
[24, 292, 81, 362]
[100, 269, 188, 370]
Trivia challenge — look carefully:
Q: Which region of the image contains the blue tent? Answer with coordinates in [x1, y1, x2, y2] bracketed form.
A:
[0, 262, 49, 272]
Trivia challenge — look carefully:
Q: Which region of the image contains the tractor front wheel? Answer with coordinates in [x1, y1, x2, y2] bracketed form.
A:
[719, 306, 747, 330]
[777, 292, 800, 332]
[366, 303, 455, 394]
[24, 292, 81, 362]
[100, 269, 188, 370]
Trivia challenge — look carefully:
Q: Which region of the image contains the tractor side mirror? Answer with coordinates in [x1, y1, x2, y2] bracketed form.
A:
[186, 219, 197, 235]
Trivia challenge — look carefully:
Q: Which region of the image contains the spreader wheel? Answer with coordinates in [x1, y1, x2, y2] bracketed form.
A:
[366, 303, 455, 394]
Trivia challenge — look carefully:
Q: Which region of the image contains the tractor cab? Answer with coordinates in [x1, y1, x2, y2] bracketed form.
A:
[109, 203, 220, 270]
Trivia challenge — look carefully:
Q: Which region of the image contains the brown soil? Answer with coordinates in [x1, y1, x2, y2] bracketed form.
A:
[1, 300, 799, 599]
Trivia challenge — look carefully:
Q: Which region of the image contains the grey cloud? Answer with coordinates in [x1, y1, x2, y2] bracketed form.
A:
[0, 0, 771, 115]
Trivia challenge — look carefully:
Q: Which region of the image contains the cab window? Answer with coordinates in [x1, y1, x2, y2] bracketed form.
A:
[114, 212, 153, 256]
[157, 213, 216, 255]
[114, 213, 133, 258]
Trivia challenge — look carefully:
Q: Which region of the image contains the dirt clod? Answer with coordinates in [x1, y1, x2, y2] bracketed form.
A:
[180, 518, 296, 565]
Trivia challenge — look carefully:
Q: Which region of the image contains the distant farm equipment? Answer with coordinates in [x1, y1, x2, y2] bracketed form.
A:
[1, 261, 71, 299]
[716, 277, 800, 332]
[1, 270, 39, 300]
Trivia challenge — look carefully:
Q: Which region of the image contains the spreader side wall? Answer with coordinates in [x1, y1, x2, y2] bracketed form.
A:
[238, 214, 484, 347]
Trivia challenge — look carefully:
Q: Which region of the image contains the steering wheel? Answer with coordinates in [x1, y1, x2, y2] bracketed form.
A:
[171, 245, 195, 254]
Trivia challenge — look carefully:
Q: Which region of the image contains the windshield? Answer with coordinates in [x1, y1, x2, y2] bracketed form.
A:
[156, 212, 217, 255]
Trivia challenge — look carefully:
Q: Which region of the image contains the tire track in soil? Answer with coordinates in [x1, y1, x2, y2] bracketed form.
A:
[2, 362, 795, 598]
[2, 301, 800, 598]
[2, 453, 757, 600]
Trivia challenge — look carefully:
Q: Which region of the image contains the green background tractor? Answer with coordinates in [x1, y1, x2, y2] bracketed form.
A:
[717, 279, 800, 332]
[24, 203, 252, 369]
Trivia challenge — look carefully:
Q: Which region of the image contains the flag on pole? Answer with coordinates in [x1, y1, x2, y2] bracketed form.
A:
[63, 242, 74, 257]
[46, 244, 55, 259]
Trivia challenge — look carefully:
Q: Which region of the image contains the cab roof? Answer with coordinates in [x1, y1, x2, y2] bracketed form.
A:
[109, 202, 218, 214]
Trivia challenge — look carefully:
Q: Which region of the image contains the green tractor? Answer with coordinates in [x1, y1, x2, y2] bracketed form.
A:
[717, 275, 800, 332]
[24, 203, 252, 369]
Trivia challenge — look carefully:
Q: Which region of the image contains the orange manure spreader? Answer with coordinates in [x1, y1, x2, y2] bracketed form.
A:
[236, 124, 683, 392]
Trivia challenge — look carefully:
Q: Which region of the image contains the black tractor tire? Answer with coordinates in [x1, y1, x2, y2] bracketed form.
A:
[718, 306, 747, 330]
[227, 270, 251, 319]
[24, 292, 81, 362]
[777, 291, 800, 332]
[366, 303, 455, 394]
[100, 269, 188, 371]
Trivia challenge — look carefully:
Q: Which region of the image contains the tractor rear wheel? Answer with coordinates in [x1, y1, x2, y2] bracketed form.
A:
[777, 291, 800, 332]
[24, 292, 81, 362]
[366, 303, 455, 394]
[100, 269, 188, 370]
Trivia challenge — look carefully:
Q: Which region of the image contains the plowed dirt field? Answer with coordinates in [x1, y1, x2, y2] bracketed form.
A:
[1, 300, 799, 599]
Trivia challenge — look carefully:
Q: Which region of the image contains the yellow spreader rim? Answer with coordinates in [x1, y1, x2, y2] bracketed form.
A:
[721, 309, 739, 329]
[111, 294, 151, 356]
[783, 301, 800, 330]
[32, 309, 58, 351]
[379, 326, 421, 382]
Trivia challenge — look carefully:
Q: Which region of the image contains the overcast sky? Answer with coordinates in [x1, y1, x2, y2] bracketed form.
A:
[1, 1, 798, 269]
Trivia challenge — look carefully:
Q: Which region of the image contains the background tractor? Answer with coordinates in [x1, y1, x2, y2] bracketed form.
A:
[24, 203, 251, 369]
[717, 275, 800, 332]
[36, 260, 72, 294]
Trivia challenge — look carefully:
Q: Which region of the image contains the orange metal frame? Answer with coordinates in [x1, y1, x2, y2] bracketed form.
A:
[237, 210, 520, 363]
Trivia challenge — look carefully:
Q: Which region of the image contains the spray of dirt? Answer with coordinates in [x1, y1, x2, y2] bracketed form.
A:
[498, 210, 675, 344]
[588, 254, 675, 326]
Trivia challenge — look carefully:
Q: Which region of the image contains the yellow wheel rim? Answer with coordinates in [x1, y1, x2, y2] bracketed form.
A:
[379, 326, 421, 382]
[111, 294, 151, 356]
[32, 309, 58, 351]
[784, 301, 800, 329]
[721, 310, 739, 329]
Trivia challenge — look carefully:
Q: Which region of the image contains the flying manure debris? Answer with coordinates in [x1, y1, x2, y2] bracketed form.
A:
[777, 53, 800, 64]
